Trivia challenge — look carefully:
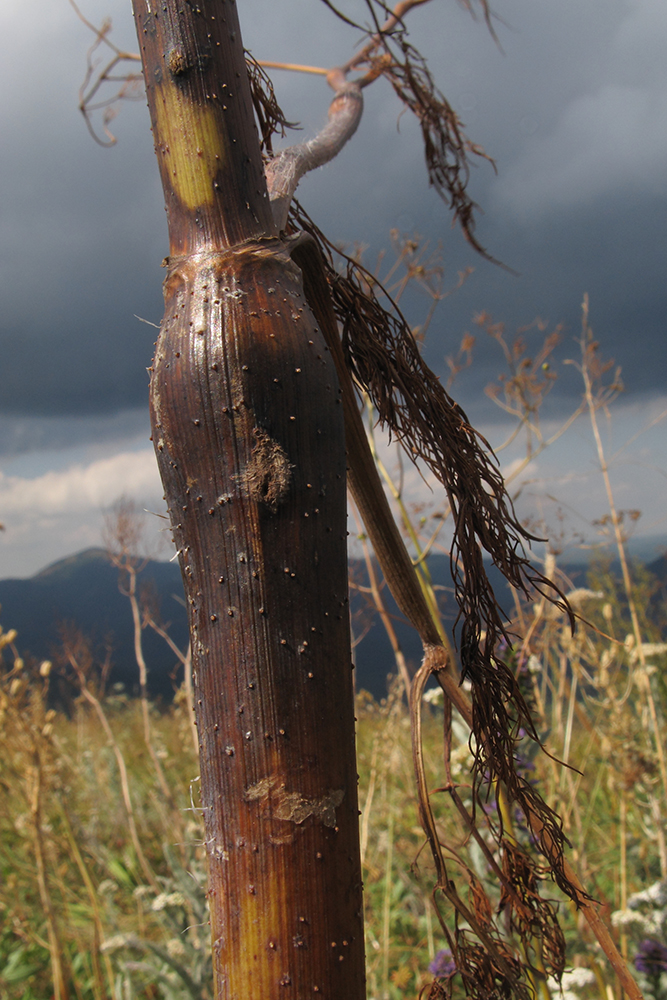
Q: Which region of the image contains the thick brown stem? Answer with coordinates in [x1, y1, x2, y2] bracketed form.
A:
[133, 0, 275, 256]
[132, 4, 365, 997]
[151, 240, 365, 1000]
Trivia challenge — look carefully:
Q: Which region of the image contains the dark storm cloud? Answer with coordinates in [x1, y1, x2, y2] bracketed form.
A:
[1, 0, 665, 425]
[0, 0, 352, 419]
[0, 1, 167, 417]
[0, 409, 149, 459]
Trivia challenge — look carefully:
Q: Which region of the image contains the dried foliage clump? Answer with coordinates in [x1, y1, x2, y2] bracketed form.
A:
[381, 38, 495, 261]
[289, 200, 580, 999]
[245, 51, 298, 156]
[317, 0, 498, 260]
[291, 200, 570, 666]
[499, 841, 566, 973]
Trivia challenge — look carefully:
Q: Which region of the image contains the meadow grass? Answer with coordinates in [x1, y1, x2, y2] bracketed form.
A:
[1, 571, 666, 1000]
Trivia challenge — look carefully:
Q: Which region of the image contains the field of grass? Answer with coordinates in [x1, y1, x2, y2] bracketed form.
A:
[1, 557, 666, 1000]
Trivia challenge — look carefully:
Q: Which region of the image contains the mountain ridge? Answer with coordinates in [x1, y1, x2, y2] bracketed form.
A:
[1, 545, 665, 700]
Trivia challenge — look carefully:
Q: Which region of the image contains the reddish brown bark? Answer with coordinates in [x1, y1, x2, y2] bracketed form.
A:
[131, 2, 365, 997]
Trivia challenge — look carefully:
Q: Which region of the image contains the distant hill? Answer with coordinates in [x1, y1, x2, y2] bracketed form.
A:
[0, 549, 189, 700]
[0, 547, 463, 699]
[1, 543, 664, 702]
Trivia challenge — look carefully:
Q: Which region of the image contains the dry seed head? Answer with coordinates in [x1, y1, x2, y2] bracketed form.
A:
[0, 628, 17, 649]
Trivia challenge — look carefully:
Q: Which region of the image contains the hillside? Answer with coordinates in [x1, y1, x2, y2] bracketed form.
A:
[1, 543, 665, 700]
[0, 548, 189, 700]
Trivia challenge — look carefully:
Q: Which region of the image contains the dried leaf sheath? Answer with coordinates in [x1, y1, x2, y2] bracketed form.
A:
[150, 244, 365, 998]
[289, 217, 646, 999]
[289, 203, 572, 695]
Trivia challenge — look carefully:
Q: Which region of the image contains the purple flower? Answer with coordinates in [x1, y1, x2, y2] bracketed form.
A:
[429, 949, 456, 979]
[634, 939, 667, 976]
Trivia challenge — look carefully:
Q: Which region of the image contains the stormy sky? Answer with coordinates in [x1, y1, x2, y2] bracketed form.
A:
[1, 0, 666, 577]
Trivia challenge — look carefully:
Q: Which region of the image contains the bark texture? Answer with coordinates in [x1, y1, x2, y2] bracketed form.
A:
[132, 3, 365, 997]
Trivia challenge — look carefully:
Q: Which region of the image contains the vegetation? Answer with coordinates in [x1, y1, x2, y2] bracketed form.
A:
[1, 551, 666, 1000]
[3, 2, 663, 998]
[2, 284, 666, 999]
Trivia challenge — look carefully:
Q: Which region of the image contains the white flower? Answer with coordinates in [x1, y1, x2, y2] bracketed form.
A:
[628, 879, 667, 908]
[611, 909, 661, 934]
[547, 987, 578, 1000]
[423, 688, 444, 704]
[151, 891, 186, 911]
[612, 909, 641, 927]
[97, 879, 119, 896]
[527, 655, 542, 674]
[133, 885, 153, 899]
[562, 968, 596, 990]
[629, 642, 667, 664]
[565, 589, 603, 606]
[101, 934, 133, 953]
[167, 939, 186, 959]
[548, 968, 595, 1000]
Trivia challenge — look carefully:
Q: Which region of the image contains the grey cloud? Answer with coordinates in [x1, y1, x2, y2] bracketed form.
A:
[1, 0, 665, 433]
[495, 83, 667, 216]
[0, 409, 149, 459]
[493, 0, 667, 215]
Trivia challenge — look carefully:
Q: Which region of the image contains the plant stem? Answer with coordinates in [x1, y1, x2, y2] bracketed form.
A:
[131, 4, 366, 996]
[29, 753, 70, 1000]
[69, 650, 159, 891]
[581, 294, 667, 874]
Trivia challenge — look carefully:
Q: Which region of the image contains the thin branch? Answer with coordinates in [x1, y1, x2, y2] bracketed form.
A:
[70, 0, 142, 146]
[266, 80, 364, 229]
[259, 60, 328, 77]
[267, 0, 497, 260]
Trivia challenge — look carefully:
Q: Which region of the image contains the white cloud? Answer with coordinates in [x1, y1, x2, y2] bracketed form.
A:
[0, 447, 164, 578]
[1, 395, 666, 579]
[0, 448, 161, 517]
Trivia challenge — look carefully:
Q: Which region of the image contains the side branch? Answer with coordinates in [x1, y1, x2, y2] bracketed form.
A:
[266, 0, 434, 230]
[266, 82, 363, 230]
